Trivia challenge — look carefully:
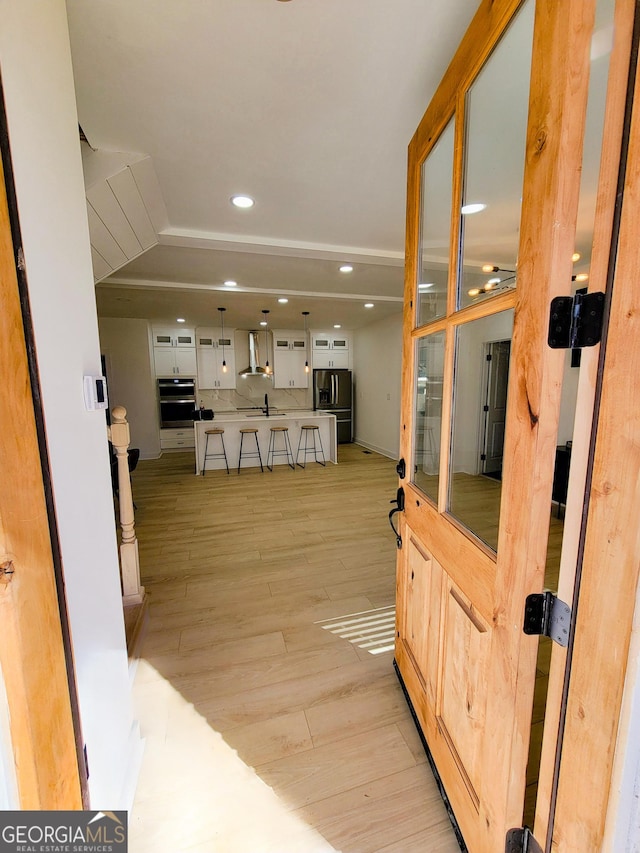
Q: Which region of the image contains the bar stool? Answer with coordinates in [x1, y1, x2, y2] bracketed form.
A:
[237, 427, 264, 473]
[266, 426, 295, 471]
[296, 424, 326, 468]
[202, 428, 229, 475]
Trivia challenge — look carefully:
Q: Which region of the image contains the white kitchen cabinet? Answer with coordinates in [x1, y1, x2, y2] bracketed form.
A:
[154, 345, 197, 377]
[311, 331, 350, 369]
[272, 330, 309, 388]
[152, 326, 196, 348]
[152, 325, 197, 376]
[160, 427, 195, 450]
[196, 327, 236, 389]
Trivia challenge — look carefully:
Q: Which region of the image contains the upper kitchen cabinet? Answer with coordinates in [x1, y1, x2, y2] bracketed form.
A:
[152, 326, 196, 348]
[152, 325, 197, 377]
[195, 327, 236, 390]
[311, 331, 351, 369]
[272, 330, 309, 389]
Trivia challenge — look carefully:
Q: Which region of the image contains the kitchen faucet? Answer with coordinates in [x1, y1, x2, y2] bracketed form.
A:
[263, 393, 270, 417]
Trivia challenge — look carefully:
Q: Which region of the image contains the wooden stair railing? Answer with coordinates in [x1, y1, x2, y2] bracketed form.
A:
[108, 405, 145, 606]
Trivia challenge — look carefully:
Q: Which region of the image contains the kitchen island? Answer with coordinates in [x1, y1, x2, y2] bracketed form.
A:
[194, 410, 337, 474]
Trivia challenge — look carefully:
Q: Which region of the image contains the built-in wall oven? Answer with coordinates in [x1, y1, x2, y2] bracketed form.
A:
[157, 377, 196, 428]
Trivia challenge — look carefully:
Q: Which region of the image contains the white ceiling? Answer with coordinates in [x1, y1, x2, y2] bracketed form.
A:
[65, 0, 479, 331]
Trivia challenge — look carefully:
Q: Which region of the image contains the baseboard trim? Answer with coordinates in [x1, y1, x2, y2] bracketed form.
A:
[353, 438, 397, 460]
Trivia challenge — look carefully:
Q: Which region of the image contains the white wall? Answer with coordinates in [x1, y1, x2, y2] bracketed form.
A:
[452, 313, 577, 472]
[99, 317, 161, 459]
[353, 313, 402, 459]
[0, 0, 141, 809]
[557, 348, 580, 445]
[452, 309, 514, 474]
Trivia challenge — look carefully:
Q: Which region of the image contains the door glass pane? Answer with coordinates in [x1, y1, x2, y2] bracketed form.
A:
[417, 120, 454, 326]
[458, 0, 534, 309]
[412, 331, 445, 502]
[448, 309, 514, 550]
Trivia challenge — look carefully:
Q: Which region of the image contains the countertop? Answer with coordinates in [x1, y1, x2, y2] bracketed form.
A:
[207, 409, 331, 422]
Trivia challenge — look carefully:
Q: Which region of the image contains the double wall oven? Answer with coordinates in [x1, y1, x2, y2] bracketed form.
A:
[157, 377, 196, 428]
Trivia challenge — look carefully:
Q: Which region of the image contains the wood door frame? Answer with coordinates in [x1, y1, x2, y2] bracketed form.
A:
[0, 81, 85, 809]
[537, 0, 640, 846]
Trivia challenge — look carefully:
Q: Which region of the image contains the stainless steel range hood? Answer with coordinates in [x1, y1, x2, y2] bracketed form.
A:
[239, 330, 268, 376]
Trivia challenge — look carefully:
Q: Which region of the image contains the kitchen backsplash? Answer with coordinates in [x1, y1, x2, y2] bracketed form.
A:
[197, 376, 312, 412]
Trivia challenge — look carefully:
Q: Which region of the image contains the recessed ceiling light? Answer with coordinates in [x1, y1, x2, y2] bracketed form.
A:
[230, 195, 254, 209]
[176, 318, 186, 323]
[334, 324, 341, 329]
[572, 252, 581, 263]
[575, 273, 589, 282]
[364, 303, 374, 309]
[461, 203, 487, 215]
[224, 280, 238, 287]
[418, 283, 435, 290]
[278, 298, 289, 304]
[339, 265, 354, 273]
[260, 320, 268, 326]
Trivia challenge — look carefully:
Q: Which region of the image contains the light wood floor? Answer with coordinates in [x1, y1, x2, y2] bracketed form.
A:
[129, 444, 461, 853]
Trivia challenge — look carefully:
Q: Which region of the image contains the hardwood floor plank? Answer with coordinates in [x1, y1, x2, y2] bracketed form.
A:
[375, 822, 462, 853]
[223, 710, 314, 767]
[305, 673, 410, 747]
[296, 764, 455, 853]
[258, 723, 418, 810]
[150, 643, 360, 701]
[196, 654, 395, 733]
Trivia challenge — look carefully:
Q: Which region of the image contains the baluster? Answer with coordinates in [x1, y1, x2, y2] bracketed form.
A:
[109, 405, 145, 605]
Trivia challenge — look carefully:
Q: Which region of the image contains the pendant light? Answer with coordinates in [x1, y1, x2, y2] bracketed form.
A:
[262, 310, 271, 375]
[218, 307, 228, 373]
[302, 311, 310, 373]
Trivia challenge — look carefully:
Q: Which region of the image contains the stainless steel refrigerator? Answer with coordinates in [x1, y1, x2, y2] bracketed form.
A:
[313, 368, 353, 443]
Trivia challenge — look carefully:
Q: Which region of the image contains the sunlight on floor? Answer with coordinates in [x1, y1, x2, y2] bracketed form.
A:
[130, 659, 338, 853]
[315, 606, 396, 655]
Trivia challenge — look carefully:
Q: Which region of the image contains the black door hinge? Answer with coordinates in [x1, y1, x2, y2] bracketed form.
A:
[523, 591, 571, 647]
[505, 827, 543, 853]
[396, 457, 406, 479]
[548, 291, 605, 349]
[480, 453, 486, 461]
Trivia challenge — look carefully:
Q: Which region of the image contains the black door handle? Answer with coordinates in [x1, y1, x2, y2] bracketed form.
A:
[389, 487, 405, 549]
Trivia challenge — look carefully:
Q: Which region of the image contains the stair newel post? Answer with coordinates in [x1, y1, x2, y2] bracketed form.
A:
[109, 405, 144, 605]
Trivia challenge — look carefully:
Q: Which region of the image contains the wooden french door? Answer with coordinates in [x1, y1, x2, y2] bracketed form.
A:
[395, 1, 637, 851]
